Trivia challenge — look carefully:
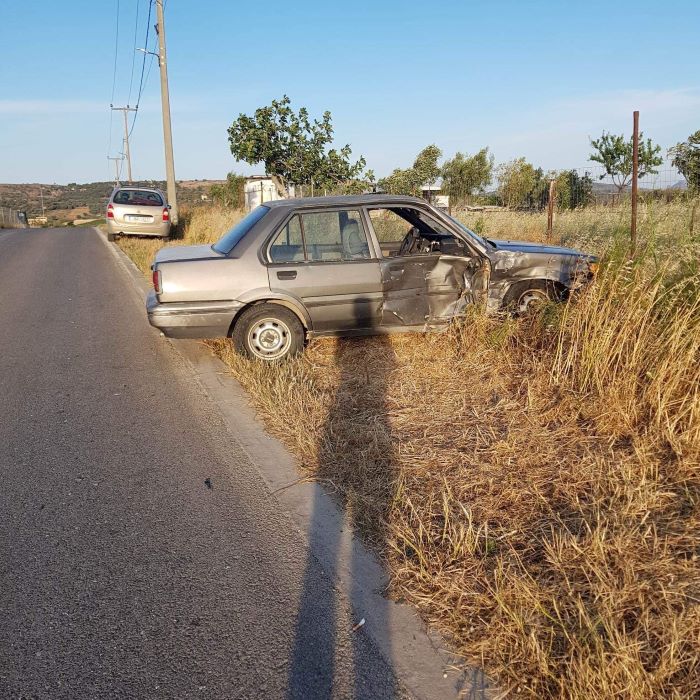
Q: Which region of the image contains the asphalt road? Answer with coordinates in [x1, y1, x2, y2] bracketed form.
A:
[0, 227, 406, 699]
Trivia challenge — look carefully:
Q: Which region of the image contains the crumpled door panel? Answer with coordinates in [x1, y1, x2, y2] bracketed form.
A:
[379, 254, 485, 327]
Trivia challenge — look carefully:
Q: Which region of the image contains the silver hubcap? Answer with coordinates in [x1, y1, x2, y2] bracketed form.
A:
[247, 318, 292, 360]
[517, 289, 549, 314]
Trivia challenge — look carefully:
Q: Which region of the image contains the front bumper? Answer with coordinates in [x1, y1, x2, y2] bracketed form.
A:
[146, 291, 243, 339]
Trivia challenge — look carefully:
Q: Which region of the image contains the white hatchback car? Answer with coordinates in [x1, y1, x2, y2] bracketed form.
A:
[106, 187, 171, 241]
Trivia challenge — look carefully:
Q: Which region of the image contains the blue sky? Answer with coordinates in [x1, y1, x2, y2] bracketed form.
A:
[0, 0, 698, 184]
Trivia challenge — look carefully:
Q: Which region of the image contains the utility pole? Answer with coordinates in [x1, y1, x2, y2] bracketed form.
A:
[155, 0, 178, 224]
[107, 156, 123, 187]
[111, 105, 137, 182]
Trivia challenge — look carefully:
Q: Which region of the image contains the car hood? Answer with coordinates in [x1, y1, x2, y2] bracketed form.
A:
[154, 244, 223, 264]
[490, 239, 589, 257]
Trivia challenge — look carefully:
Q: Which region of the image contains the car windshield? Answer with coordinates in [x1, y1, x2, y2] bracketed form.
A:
[212, 205, 269, 255]
[113, 189, 163, 206]
[447, 215, 494, 248]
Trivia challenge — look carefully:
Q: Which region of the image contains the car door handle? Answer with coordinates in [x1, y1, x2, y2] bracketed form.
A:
[277, 270, 297, 280]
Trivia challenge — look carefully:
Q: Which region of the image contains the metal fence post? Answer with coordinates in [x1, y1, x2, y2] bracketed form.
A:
[631, 110, 639, 256]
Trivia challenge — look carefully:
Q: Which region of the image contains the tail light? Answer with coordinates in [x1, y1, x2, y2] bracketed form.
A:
[107, 203, 114, 219]
[152, 268, 162, 293]
[162, 207, 169, 221]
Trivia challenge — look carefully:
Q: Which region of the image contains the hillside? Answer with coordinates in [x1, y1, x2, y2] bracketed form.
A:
[0, 179, 225, 225]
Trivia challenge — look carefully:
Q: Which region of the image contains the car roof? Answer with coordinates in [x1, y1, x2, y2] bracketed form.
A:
[261, 194, 431, 210]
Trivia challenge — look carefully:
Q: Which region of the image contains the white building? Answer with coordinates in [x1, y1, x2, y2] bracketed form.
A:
[420, 180, 449, 211]
[244, 176, 292, 210]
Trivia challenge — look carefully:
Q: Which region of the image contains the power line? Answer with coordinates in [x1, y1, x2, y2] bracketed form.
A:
[127, 0, 141, 105]
[127, 0, 154, 139]
[110, 0, 120, 105]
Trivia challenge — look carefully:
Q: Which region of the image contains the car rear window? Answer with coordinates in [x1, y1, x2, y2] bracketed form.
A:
[212, 205, 269, 255]
[113, 190, 164, 206]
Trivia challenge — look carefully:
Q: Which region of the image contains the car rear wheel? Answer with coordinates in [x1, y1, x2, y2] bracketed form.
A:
[107, 232, 117, 242]
[232, 303, 304, 361]
[503, 280, 559, 315]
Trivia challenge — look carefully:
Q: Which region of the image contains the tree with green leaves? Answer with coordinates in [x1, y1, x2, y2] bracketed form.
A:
[496, 158, 540, 209]
[554, 170, 594, 210]
[589, 131, 663, 193]
[440, 148, 494, 208]
[379, 145, 442, 196]
[668, 130, 700, 191]
[209, 172, 246, 208]
[227, 95, 366, 197]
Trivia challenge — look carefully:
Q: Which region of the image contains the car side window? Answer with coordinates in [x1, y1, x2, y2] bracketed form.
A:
[300, 210, 370, 262]
[369, 207, 461, 258]
[368, 209, 415, 258]
[269, 215, 305, 263]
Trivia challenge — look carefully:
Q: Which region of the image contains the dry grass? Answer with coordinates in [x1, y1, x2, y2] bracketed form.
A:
[457, 198, 697, 259]
[119, 200, 700, 698]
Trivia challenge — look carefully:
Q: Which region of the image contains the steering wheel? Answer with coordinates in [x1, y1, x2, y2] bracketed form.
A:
[398, 227, 421, 256]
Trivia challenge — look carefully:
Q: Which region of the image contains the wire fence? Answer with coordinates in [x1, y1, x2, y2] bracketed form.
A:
[445, 165, 693, 213]
[0, 206, 28, 229]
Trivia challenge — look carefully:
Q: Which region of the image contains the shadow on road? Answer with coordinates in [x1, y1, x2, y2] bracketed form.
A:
[288, 305, 400, 698]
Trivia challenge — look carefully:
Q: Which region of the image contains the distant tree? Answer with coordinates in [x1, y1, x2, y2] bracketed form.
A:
[379, 145, 442, 196]
[496, 158, 539, 208]
[668, 130, 700, 191]
[227, 95, 366, 197]
[589, 131, 663, 193]
[209, 172, 246, 208]
[379, 166, 415, 195]
[412, 144, 442, 191]
[440, 148, 494, 207]
[333, 170, 376, 195]
[554, 170, 594, 210]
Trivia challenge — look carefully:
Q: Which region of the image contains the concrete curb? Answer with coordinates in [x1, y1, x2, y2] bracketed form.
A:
[95, 228, 491, 700]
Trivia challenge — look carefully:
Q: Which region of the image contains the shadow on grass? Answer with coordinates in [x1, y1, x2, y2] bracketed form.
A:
[287, 319, 400, 698]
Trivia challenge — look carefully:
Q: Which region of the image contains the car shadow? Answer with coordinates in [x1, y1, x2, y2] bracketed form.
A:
[287, 301, 400, 698]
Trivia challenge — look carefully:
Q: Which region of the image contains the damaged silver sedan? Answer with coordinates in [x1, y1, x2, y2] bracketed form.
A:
[146, 195, 597, 360]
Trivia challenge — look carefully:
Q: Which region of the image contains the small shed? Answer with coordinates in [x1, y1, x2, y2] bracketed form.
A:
[244, 176, 290, 211]
[420, 180, 449, 211]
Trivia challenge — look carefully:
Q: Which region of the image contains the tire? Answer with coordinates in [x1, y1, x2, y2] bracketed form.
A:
[107, 232, 116, 242]
[232, 303, 305, 361]
[502, 280, 559, 315]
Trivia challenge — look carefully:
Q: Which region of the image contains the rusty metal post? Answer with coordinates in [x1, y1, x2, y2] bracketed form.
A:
[546, 178, 556, 241]
[631, 110, 639, 255]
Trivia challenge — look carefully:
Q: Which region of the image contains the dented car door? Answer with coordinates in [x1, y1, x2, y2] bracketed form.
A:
[379, 252, 488, 328]
[366, 205, 490, 329]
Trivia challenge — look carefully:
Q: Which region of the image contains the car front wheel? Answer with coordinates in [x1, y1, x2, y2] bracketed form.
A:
[502, 280, 560, 315]
[232, 303, 305, 361]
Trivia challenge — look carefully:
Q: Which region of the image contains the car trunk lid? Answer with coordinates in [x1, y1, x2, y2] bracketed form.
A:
[154, 244, 223, 264]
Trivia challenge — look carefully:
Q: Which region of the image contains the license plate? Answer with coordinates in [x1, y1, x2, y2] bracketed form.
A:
[126, 215, 151, 222]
